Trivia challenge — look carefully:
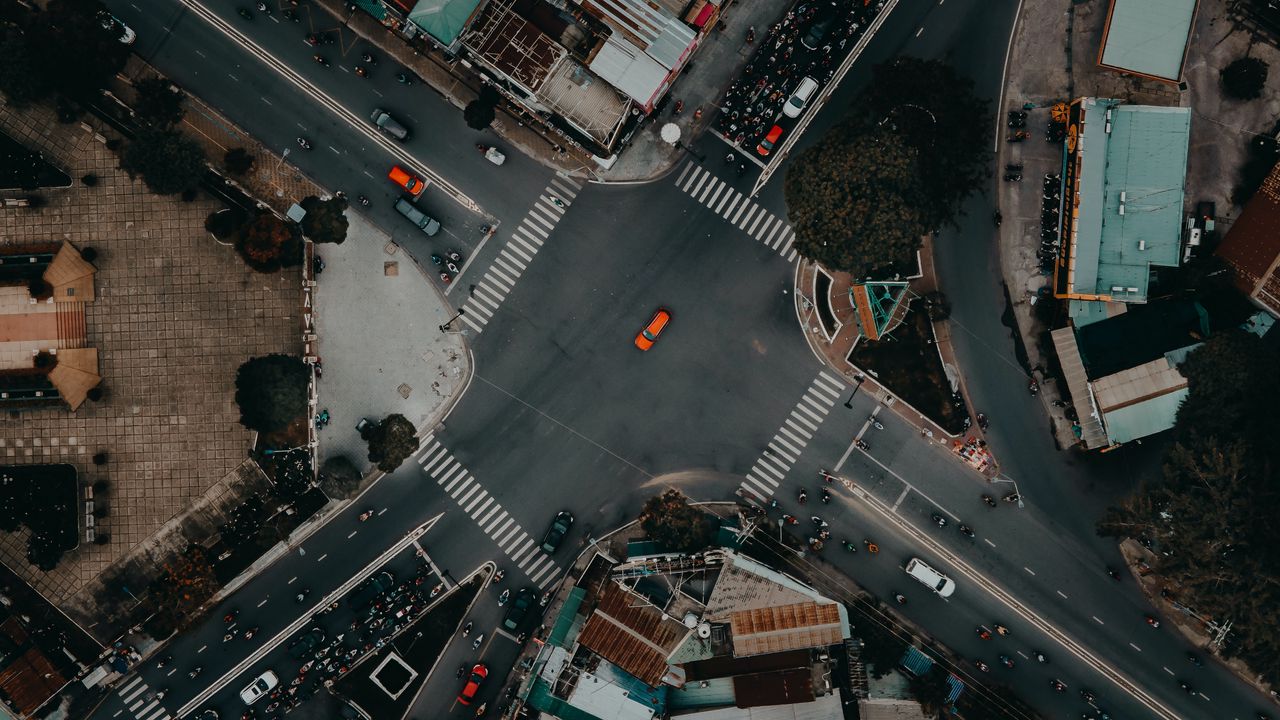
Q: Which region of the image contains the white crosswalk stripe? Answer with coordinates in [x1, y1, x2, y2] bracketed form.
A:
[675, 161, 798, 262]
[737, 372, 845, 502]
[112, 677, 173, 720]
[458, 175, 580, 334]
[416, 437, 562, 583]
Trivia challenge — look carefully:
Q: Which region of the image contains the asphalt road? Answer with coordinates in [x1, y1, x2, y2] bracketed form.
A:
[91, 1, 1274, 719]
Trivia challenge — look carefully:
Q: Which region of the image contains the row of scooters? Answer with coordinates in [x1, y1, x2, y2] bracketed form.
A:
[1038, 173, 1063, 274]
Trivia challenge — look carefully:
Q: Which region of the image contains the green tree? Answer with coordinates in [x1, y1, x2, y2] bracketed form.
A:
[361, 414, 419, 473]
[638, 490, 712, 553]
[132, 77, 185, 128]
[319, 456, 363, 499]
[1221, 57, 1269, 101]
[144, 547, 220, 637]
[0, 27, 47, 106]
[234, 354, 309, 433]
[235, 214, 302, 273]
[205, 208, 246, 240]
[120, 127, 207, 196]
[464, 86, 500, 130]
[786, 126, 927, 275]
[299, 195, 350, 244]
[22, 0, 130, 100]
[224, 147, 254, 176]
[785, 57, 990, 276]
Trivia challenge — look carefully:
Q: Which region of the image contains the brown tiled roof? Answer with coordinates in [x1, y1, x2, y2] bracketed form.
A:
[1217, 160, 1280, 314]
[48, 348, 99, 411]
[729, 602, 844, 657]
[42, 242, 96, 303]
[576, 582, 688, 687]
[0, 619, 63, 715]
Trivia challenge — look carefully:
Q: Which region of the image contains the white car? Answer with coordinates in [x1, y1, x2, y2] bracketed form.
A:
[98, 12, 136, 45]
[905, 557, 956, 598]
[239, 670, 278, 704]
[783, 77, 818, 119]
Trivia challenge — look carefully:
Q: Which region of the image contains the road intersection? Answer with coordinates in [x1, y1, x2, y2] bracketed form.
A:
[91, 1, 1275, 719]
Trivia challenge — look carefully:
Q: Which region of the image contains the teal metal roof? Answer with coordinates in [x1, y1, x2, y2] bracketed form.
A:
[1101, 386, 1187, 444]
[408, 0, 482, 45]
[1099, 0, 1197, 81]
[1072, 98, 1191, 303]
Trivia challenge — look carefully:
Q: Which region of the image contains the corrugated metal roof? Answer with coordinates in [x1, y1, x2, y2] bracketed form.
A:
[589, 35, 668, 106]
[729, 602, 844, 657]
[577, 582, 689, 687]
[660, 692, 843, 720]
[1071, 98, 1190, 302]
[1098, 0, 1197, 81]
[1051, 326, 1109, 449]
[580, 0, 695, 68]
[409, 0, 484, 46]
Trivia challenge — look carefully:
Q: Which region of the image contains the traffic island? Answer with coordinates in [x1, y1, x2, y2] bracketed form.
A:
[329, 573, 484, 719]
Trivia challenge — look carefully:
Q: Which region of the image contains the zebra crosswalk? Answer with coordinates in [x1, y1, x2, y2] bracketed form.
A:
[414, 437, 563, 588]
[674, 161, 799, 262]
[114, 675, 170, 720]
[459, 174, 582, 334]
[738, 371, 845, 502]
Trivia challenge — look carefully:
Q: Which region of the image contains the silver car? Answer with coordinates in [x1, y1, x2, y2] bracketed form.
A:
[370, 108, 409, 141]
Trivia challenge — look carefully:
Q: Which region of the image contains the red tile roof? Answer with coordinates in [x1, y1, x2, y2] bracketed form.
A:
[576, 582, 688, 687]
[1217, 160, 1280, 315]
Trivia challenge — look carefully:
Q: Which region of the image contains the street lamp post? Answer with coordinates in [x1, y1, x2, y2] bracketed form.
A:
[843, 375, 865, 409]
[993, 473, 1025, 508]
[439, 308, 466, 333]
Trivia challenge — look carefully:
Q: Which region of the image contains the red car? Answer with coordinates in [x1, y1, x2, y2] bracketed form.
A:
[458, 663, 488, 705]
[388, 165, 427, 198]
[634, 308, 671, 351]
[757, 125, 784, 156]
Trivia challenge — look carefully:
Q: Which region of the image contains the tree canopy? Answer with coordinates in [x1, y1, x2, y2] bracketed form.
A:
[638, 490, 712, 553]
[235, 214, 303, 273]
[0, 27, 46, 106]
[319, 456, 363, 499]
[133, 78, 186, 128]
[300, 195, 350, 244]
[784, 57, 991, 277]
[120, 127, 207, 196]
[1098, 329, 1280, 682]
[22, 0, 130, 100]
[234, 354, 310, 433]
[144, 547, 219, 637]
[464, 86, 500, 130]
[1221, 57, 1269, 101]
[362, 414, 419, 473]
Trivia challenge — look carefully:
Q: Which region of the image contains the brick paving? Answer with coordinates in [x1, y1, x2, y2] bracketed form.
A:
[0, 98, 303, 615]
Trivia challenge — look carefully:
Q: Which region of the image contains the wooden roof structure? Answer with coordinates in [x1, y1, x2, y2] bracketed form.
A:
[47, 348, 99, 411]
[42, 242, 96, 303]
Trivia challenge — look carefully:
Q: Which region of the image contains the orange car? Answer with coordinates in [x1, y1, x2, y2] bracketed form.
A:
[756, 125, 783, 156]
[634, 308, 671, 351]
[388, 165, 426, 198]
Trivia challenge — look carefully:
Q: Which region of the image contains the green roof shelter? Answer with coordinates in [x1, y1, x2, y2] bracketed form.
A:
[1097, 0, 1199, 83]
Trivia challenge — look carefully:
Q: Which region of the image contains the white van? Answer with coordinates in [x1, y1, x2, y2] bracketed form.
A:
[783, 77, 819, 118]
[905, 557, 956, 597]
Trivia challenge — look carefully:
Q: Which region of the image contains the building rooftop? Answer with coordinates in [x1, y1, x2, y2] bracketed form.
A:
[1216, 159, 1280, 317]
[1075, 300, 1208, 378]
[1097, 0, 1197, 81]
[1067, 98, 1190, 303]
[659, 691, 842, 720]
[1093, 346, 1194, 444]
[407, 0, 484, 45]
[577, 582, 690, 687]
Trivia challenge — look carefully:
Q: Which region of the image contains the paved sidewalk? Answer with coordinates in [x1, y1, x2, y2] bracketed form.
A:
[311, 212, 470, 470]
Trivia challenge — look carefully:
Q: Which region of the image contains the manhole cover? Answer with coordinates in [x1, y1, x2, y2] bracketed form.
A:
[385, 261, 399, 276]
[398, 383, 412, 399]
